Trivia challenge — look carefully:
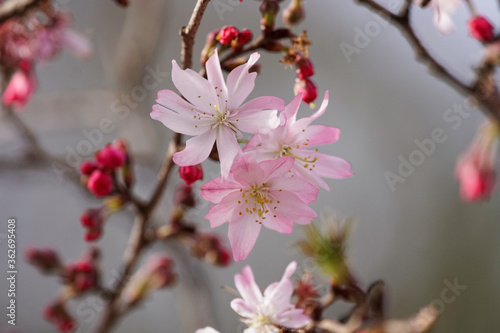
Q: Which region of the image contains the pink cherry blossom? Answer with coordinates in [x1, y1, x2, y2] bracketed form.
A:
[244, 91, 353, 190]
[151, 51, 283, 178]
[230, 261, 311, 332]
[2, 66, 37, 109]
[201, 155, 318, 261]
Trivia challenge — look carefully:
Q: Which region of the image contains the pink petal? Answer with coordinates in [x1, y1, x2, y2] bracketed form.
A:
[236, 96, 285, 117]
[229, 215, 262, 261]
[293, 164, 331, 190]
[231, 155, 265, 186]
[269, 190, 317, 225]
[289, 91, 329, 134]
[173, 130, 216, 166]
[201, 177, 242, 203]
[230, 298, 257, 318]
[262, 215, 293, 234]
[434, 11, 454, 34]
[308, 152, 354, 179]
[263, 261, 296, 307]
[151, 105, 210, 136]
[204, 192, 241, 228]
[171, 60, 218, 110]
[234, 265, 263, 305]
[276, 309, 311, 328]
[206, 50, 228, 109]
[268, 177, 318, 204]
[217, 126, 243, 179]
[235, 109, 280, 135]
[226, 52, 260, 110]
[294, 125, 340, 146]
[281, 93, 302, 125]
[259, 157, 295, 181]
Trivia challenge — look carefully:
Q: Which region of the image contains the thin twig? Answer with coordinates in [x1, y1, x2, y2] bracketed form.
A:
[353, 0, 500, 123]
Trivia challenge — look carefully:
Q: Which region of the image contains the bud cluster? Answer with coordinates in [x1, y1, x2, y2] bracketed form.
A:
[26, 247, 102, 332]
[201, 27, 253, 65]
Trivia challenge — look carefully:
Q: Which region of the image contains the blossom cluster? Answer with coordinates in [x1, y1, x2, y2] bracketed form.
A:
[0, 9, 91, 109]
[151, 50, 353, 261]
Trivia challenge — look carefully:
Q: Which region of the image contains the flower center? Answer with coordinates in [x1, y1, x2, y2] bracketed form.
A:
[212, 105, 242, 138]
[236, 184, 283, 224]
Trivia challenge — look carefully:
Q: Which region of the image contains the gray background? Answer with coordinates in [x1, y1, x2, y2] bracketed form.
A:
[1, 0, 499, 332]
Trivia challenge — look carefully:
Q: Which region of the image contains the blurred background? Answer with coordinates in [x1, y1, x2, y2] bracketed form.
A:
[0, 0, 499, 332]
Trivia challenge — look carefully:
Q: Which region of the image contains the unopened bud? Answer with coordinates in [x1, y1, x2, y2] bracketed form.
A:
[25, 248, 62, 274]
[295, 55, 314, 79]
[217, 26, 239, 45]
[96, 145, 126, 170]
[294, 78, 318, 105]
[260, 0, 280, 34]
[468, 16, 495, 42]
[87, 170, 113, 197]
[283, 0, 305, 26]
[179, 164, 203, 185]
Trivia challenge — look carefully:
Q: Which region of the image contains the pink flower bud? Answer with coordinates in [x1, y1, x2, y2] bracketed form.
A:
[455, 122, 499, 202]
[96, 145, 126, 169]
[468, 16, 495, 42]
[217, 26, 239, 45]
[66, 258, 99, 293]
[25, 247, 62, 274]
[282, 0, 305, 26]
[294, 78, 318, 104]
[2, 66, 36, 109]
[44, 301, 76, 333]
[87, 170, 113, 197]
[79, 161, 97, 176]
[145, 255, 176, 289]
[295, 55, 315, 79]
[179, 164, 203, 185]
[238, 29, 253, 45]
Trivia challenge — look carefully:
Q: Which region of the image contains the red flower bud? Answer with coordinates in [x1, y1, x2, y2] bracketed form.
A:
[217, 26, 239, 45]
[468, 16, 495, 42]
[66, 259, 99, 293]
[295, 55, 315, 79]
[80, 208, 104, 229]
[25, 247, 62, 274]
[87, 170, 113, 197]
[79, 161, 97, 176]
[294, 78, 318, 104]
[179, 164, 203, 185]
[96, 145, 126, 170]
[43, 301, 76, 333]
[238, 29, 253, 45]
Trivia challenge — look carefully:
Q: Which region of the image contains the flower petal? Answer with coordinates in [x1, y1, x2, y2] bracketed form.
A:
[276, 308, 311, 328]
[234, 265, 263, 305]
[226, 52, 260, 110]
[173, 130, 216, 166]
[231, 155, 265, 186]
[237, 96, 285, 117]
[307, 152, 354, 179]
[151, 105, 210, 136]
[201, 176, 241, 203]
[281, 93, 302, 125]
[171, 60, 218, 109]
[268, 176, 318, 204]
[206, 50, 228, 109]
[204, 192, 241, 228]
[259, 156, 295, 181]
[293, 125, 340, 147]
[263, 261, 296, 308]
[288, 91, 329, 134]
[230, 298, 257, 318]
[217, 126, 243, 179]
[269, 190, 317, 225]
[229, 214, 262, 261]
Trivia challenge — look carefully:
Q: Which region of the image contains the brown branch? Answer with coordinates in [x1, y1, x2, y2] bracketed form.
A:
[353, 0, 500, 124]
[0, 0, 45, 24]
[94, 1, 211, 332]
